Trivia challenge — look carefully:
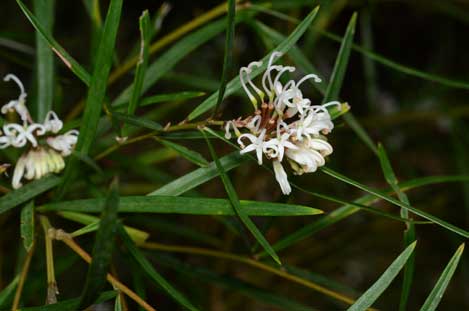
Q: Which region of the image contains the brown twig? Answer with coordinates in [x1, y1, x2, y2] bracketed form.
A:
[52, 229, 156, 311]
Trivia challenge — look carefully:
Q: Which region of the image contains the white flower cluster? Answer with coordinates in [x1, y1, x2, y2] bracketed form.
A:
[0, 74, 79, 189]
[224, 52, 344, 195]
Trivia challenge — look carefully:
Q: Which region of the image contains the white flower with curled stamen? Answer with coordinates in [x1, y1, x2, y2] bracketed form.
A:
[238, 129, 266, 165]
[222, 51, 346, 195]
[2, 123, 46, 148]
[0, 73, 80, 188]
[43, 111, 63, 133]
[47, 130, 79, 156]
[1, 74, 31, 124]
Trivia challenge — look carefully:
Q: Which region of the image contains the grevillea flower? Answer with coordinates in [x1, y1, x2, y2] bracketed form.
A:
[0, 74, 79, 189]
[223, 51, 348, 195]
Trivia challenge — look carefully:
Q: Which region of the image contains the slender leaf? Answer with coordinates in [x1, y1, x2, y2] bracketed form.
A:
[118, 225, 200, 311]
[203, 130, 281, 264]
[149, 151, 247, 196]
[0, 276, 19, 308]
[157, 138, 208, 167]
[38, 196, 323, 216]
[18, 291, 117, 311]
[16, 0, 91, 85]
[58, 211, 148, 244]
[115, 91, 206, 108]
[213, 0, 236, 115]
[188, 6, 320, 120]
[377, 144, 416, 311]
[112, 112, 163, 131]
[124, 10, 150, 136]
[20, 201, 35, 252]
[322, 12, 356, 103]
[58, 0, 122, 196]
[270, 175, 469, 254]
[346, 242, 417, 311]
[419, 243, 465, 311]
[33, 0, 55, 121]
[0, 175, 61, 214]
[78, 180, 119, 309]
[321, 167, 469, 238]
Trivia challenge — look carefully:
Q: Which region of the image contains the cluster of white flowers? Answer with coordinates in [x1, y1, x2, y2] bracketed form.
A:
[224, 52, 345, 195]
[0, 74, 79, 189]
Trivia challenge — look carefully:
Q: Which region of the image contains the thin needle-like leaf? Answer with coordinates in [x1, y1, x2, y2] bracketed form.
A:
[419, 244, 465, 311]
[16, 0, 91, 85]
[78, 180, 119, 309]
[203, 129, 282, 264]
[213, 0, 236, 116]
[123, 10, 150, 137]
[347, 242, 417, 311]
[118, 225, 200, 311]
[321, 167, 469, 238]
[33, 0, 55, 121]
[377, 144, 416, 311]
[58, 0, 123, 197]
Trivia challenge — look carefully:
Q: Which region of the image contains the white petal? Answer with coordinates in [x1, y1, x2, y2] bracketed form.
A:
[273, 160, 291, 195]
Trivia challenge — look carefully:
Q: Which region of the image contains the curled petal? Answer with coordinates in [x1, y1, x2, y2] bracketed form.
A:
[273, 160, 291, 195]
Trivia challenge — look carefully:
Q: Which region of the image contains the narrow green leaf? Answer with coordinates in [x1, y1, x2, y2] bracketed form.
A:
[76, 0, 122, 155]
[78, 180, 119, 309]
[321, 167, 469, 238]
[203, 130, 281, 264]
[16, 0, 91, 85]
[270, 175, 469, 254]
[213, 0, 236, 115]
[20, 201, 35, 252]
[115, 91, 206, 108]
[58, 0, 122, 196]
[112, 112, 163, 131]
[58, 211, 148, 244]
[38, 196, 323, 216]
[347, 242, 417, 311]
[377, 144, 416, 311]
[157, 138, 209, 167]
[0, 175, 61, 214]
[188, 6, 320, 120]
[33, 0, 55, 121]
[149, 151, 247, 196]
[118, 225, 200, 311]
[124, 10, 150, 136]
[322, 12, 356, 103]
[18, 291, 117, 311]
[0, 276, 19, 308]
[419, 244, 465, 311]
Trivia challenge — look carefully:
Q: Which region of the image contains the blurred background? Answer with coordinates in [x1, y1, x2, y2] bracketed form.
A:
[1, 0, 469, 310]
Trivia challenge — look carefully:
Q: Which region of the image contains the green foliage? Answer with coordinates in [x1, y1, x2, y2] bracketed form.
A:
[2, 1, 469, 309]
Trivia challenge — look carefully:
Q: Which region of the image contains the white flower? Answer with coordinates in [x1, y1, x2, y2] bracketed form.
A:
[238, 129, 266, 165]
[12, 148, 65, 189]
[1, 74, 31, 124]
[43, 111, 63, 133]
[286, 138, 332, 175]
[273, 160, 291, 195]
[47, 130, 79, 156]
[240, 61, 265, 107]
[2, 123, 45, 148]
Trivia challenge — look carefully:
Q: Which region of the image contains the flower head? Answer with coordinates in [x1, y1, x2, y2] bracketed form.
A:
[224, 52, 347, 194]
[0, 74, 79, 189]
